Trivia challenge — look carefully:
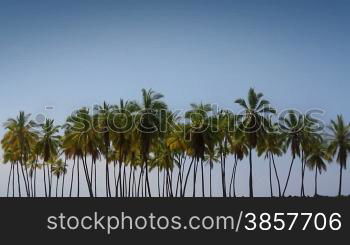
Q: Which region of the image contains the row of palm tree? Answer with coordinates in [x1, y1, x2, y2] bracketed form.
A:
[1, 88, 349, 197]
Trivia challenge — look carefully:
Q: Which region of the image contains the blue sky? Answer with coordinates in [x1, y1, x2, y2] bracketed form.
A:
[0, 0, 349, 196]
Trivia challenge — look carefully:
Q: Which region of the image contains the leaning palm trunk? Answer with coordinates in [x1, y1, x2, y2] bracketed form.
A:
[229, 155, 238, 197]
[271, 155, 281, 197]
[7, 164, 14, 197]
[144, 160, 152, 197]
[182, 158, 195, 197]
[20, 163, 30, 197]
[81, 154, 94, 197]
[69, 157, 76, 197]
[283, 157, 295, 197]
[12, 162, 15, 197]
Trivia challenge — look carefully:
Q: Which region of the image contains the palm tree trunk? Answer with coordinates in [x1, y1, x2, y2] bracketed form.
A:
[82, 154, 94, 197]
[128, 165, 132, 197]
[62, 159, 66, 197]
[338, 164, 343, 196]
[157, 166, 161, 197]
[137, 166, 144, 197]
[16, 162, 21, 197]
[77, 158, 80, 197]
[182, 158, 194, 197]
[113, 161, 117, 197]
[193, 159, 198, 197]
[301, 152, 305, 197]
[12, 162, 15, 197]
[106, 160, 111, 197]
[209, 160, 212, 197]
[56, 176, 59, 197]
[69, 158, 76, 197]
[314, 168, 318, 196]
[20, 163, 29, 197]
[94, 160, 97, 197]
[221, 154, 227, 197]
[47, 164, 52, 197]
[144, 160, 152, 197]
[269, 155, 273, 197]
[271, 155, 281, 197]
[34, 167, 37, 197]
[201, 159, 205, 197]
[43, 163, 47, 197]
[248, 147, 253, 198]
[283, 157, 295, 197]
[7, 164, 13, 197]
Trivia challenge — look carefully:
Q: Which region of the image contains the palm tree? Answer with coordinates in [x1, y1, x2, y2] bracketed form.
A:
[36, 119, 60, 197]
[306, 140, 331, 196]
[51, 157, 67, 197]
[185, 103, 213, 197]
[109, 99, 140, 197]
[279, 110, 303, 197]
[228, 130, 248, 197]
[257, 129, 284, 197]
[2, 111, 39, 197]
[94, 102, 114, 197]
[62, 108, 96, 197]
[135, 89, 168, 197]
[235, 88, 276, 197]
[327, 115, 350, 196]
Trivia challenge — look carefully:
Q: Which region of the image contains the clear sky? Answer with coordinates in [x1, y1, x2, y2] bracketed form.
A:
[0, 0, 349, 196]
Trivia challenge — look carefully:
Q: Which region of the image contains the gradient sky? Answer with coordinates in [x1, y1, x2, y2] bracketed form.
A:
[0, 0, 349, 196]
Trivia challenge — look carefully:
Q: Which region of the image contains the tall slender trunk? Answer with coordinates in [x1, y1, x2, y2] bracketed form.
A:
[338, 164, 343, 196]
[145, 160, 152, 197]
[43, 163, 47, 197]
[209, 160, 212, 197]
[221, 154, 227, 197]
[271, 155, 281, 197]
[314, 168, 318, 196]
[229, 155, 237, 197]
[193, 159, 198, 197]
[47, 164, 52, 197]
[113, 161, 117, 197]
[201, 160, 205, 197]
[248, 147, 253, 198]
[300, 152, 305, 197]
[182, 158, 194, 197]
[12, 162, 15, 197]
[20, 163, 29, 197]
[157, 166, 161, 197]
[283, 157, 295, 197]
[16, 162, 21, 197]
[82, 154, 94, 197]
[128, 165, 132, 197]
[34, 167, 37, 197]
[61, 159, 66, 197]
[69, 158, 76, 197]
[7, 164, 13, 197]
[77, 158, 80, 197]
[56, 176, 59, 197]
[94, 160, 97, 197]
[269, 155, 273, 197]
